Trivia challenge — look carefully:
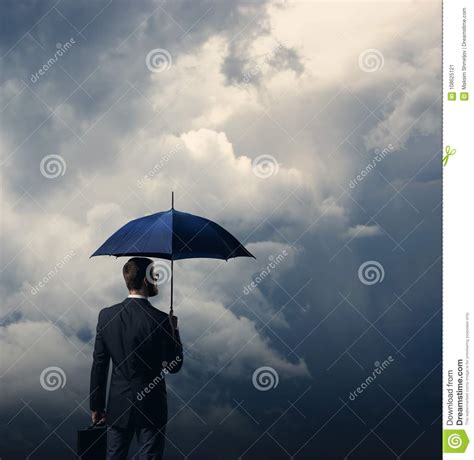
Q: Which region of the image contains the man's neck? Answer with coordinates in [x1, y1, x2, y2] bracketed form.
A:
[128, 291, 148, 299]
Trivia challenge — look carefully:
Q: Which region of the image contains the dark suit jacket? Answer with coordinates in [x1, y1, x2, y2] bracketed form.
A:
[89, 297, 183, 428]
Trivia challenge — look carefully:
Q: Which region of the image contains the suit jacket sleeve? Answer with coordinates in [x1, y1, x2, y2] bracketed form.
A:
[90, 310, 110, 411]
[161, 315, 183, 374]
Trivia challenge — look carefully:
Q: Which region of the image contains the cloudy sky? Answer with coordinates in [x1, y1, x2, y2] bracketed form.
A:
[1, 0, 441, 458]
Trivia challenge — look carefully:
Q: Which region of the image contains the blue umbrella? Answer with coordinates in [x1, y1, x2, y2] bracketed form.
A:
[91, 192, 254, 315]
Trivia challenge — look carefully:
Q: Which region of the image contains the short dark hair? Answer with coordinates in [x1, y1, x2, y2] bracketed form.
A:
[123, 257, 153, 290]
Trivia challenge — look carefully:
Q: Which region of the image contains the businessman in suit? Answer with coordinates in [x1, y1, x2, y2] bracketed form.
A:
[90, 257, 183, 460]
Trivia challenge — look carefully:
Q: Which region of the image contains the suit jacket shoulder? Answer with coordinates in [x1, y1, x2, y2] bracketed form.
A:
[97, 301, 126, 321]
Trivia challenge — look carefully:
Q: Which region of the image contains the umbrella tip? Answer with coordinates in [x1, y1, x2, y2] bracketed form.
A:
[171, 191, 174, 209]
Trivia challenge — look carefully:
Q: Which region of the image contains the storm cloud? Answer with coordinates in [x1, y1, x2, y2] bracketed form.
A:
[1, 1, 441, 459]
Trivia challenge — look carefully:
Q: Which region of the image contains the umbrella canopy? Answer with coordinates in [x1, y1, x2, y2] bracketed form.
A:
[91, 193, 254, 316]
[91, 208, 254, 260]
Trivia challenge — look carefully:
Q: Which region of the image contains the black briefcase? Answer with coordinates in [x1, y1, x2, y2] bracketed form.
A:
[77, 421, 107, 460]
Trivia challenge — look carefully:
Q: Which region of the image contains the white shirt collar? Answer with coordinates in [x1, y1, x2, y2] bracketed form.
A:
[128, 294, 148, 300]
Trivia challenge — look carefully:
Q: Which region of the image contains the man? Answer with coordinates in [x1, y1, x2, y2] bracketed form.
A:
[90, 257, 183, 460]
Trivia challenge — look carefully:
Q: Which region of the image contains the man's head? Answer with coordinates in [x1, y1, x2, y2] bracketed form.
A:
[122, 257, 158, 297]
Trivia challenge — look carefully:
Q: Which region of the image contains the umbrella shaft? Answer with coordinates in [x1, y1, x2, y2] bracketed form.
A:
[170, 191, 174, 315]
[170, 259, 174, 314]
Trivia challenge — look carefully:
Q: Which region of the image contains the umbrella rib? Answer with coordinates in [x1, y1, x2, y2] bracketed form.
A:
[155, 210, 192, 256]
[178, 215, 234, 259]
[109, 223, 137, 254]
[142, 216, 163, 257]
[119, 220, 154, 256]
[112, 213, 171, 258]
